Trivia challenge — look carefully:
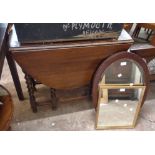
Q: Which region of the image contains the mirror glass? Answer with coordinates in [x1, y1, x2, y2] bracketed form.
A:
[96, 87, 145, 129]
[101, 59, 144, 84]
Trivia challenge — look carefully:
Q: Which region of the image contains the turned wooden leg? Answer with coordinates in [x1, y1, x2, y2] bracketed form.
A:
[25, 73, 37, 113]
[50, 88, 58, 110]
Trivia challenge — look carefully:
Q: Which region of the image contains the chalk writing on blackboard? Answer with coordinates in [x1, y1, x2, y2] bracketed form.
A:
[62, 23, 113, 31]
[62, 23, 115, 38]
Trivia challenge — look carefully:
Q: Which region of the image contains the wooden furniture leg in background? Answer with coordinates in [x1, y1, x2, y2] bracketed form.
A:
[6, 52, 24, 101]
[145, 30, 153, 41]
[132, 24, 141, 38]
[50, 88, 58, 110]
[24, 73, 37, 113]
[132, 23, 155, 40]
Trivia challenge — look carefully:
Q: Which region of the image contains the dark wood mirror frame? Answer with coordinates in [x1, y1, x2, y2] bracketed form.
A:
[92, 51, 150, 109]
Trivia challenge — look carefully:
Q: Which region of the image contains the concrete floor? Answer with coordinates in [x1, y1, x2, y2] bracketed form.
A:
[1, 27, 155, 131]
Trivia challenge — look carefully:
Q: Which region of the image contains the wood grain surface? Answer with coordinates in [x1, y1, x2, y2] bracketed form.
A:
[12, 43, 132, 89]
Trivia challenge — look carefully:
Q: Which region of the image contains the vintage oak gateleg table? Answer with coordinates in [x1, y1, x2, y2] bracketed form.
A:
[9, 29, 134, 112]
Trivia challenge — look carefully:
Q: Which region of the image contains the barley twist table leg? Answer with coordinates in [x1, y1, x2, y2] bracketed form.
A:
[25, 73, 37, 113]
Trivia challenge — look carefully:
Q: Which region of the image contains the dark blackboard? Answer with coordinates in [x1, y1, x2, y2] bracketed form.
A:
[14, 23, 123, 44]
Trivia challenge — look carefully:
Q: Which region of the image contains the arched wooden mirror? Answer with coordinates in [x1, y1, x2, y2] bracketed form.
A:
[92, 52, 150, 129]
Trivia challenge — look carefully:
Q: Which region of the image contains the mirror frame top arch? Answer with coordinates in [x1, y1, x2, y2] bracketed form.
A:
[92, 51, 150, 109]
